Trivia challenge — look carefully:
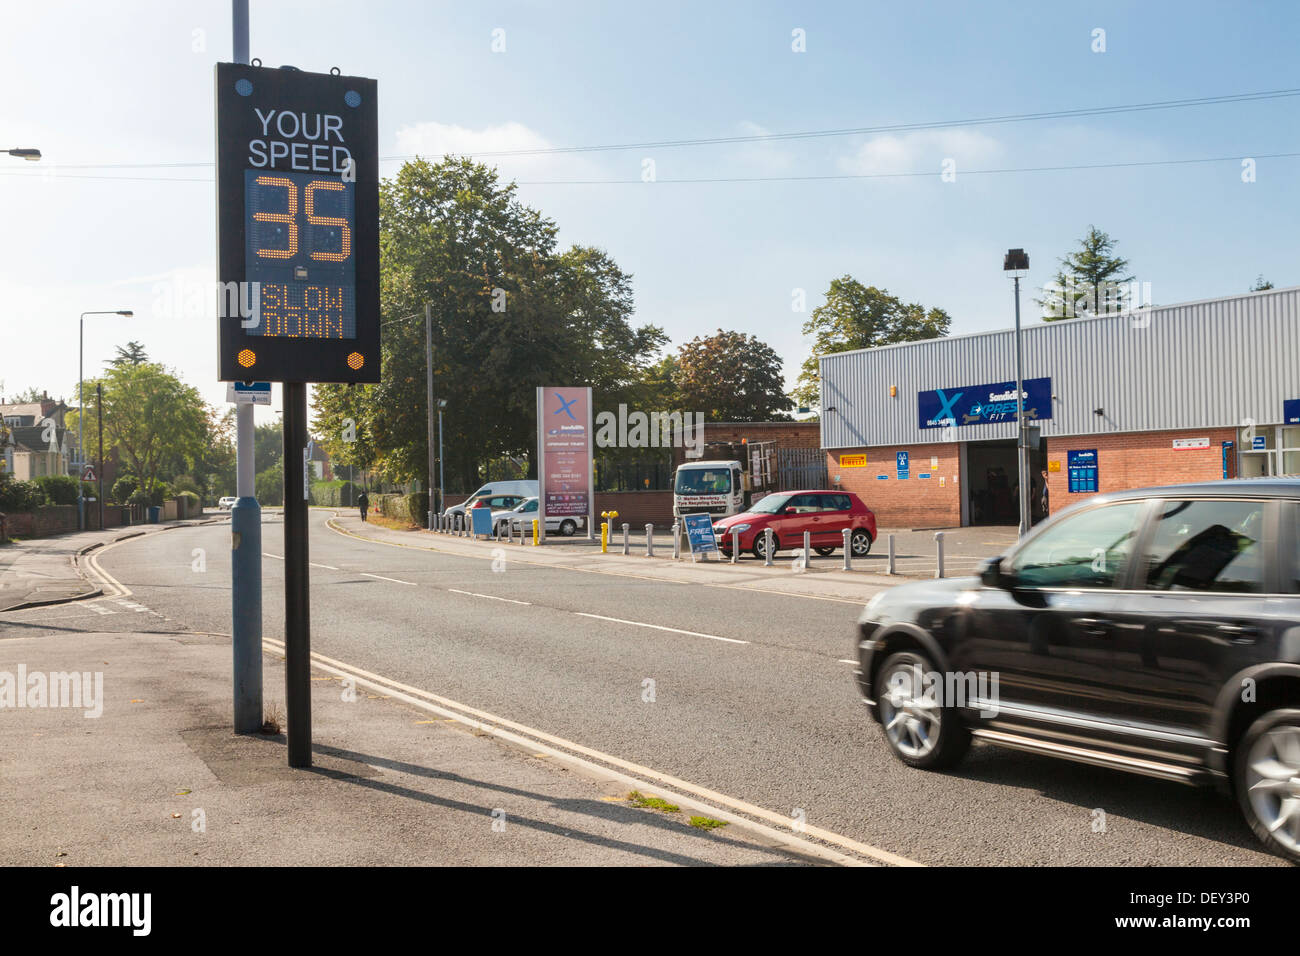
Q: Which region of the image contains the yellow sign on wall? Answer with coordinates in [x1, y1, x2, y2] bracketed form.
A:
[1048, 460, 1062, 472]
[839, 454, 867, 468]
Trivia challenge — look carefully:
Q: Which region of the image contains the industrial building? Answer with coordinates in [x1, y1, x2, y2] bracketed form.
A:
[819, 285, 1300, 528]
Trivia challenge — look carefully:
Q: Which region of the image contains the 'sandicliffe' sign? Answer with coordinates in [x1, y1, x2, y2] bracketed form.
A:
[918, 377, 1052, 430]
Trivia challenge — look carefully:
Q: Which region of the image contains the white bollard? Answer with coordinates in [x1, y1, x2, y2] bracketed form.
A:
[764, 528, 774, 566]
[888, 533, 896, 574]
[731, 530, 739, 564]
[622, 523, 630, 555]
[843, 528, 852, 571]
[803, 530, 811, 567]
[672, 521, 681, 560]
[935, 531, 946, 579]
[645, 523, 654, 557]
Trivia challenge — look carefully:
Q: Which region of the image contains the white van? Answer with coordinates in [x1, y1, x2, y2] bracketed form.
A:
[443, 480, 539, 517]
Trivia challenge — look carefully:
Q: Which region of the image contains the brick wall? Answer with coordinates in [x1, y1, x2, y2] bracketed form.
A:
[1045, 428, 1236, 512]
[827, 443, 962, 529]
[594, 490, 672, 528]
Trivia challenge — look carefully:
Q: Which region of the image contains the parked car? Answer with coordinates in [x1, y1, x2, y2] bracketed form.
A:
[492, 496, 583, 537]
[443, 480, 538, 519]
[854, 478, 1300, 864]
[712, 491, 876, 560]
[218, 496, 238, 510]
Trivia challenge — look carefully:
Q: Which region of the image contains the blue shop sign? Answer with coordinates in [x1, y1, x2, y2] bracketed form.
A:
[1067, 449, 1098, 493]
[918, 377, 1052, 430]
[1285, 399, 1300, 425]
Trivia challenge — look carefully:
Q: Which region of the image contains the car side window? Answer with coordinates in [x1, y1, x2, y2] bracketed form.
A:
[1142, 499, 1266, 594]
[787, 494, 816, 513]
[1008, 501, 1143, 588]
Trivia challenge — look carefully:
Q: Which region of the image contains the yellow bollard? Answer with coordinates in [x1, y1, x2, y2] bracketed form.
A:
[600, 521, 609, 553]
[532, 518, 539, 546]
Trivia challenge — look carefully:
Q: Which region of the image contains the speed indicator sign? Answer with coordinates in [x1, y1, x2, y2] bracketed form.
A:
[216, 62, 379, 383]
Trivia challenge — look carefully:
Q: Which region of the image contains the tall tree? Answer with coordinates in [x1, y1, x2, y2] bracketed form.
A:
[674, 330, 792, 422]
[110, 341, 149, 367]
[315, 155, 665, 492]
[1251, 274, 1275, 291]
[68, 362, 208, 496]
[793, 277, 951, 410]
[1037, 225, 1135, 321]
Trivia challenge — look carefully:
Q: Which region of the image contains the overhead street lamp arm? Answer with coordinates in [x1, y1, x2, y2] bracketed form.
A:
[5, 148, 41, 161]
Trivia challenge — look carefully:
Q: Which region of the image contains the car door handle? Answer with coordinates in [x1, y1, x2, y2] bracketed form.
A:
[1074, 617, 1112, 638]
[1217, 622, 1261, 643]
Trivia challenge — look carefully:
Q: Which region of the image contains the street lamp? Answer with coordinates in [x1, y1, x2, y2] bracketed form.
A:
[1002, 248, 1031, 537]
[437, 398, 447, 519]
[5, 148, 41, 161]
[79, 310, 133, 529]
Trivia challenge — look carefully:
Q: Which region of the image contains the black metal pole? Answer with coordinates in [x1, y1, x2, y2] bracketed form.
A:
[96, 383, 104, 530]
[282, 382, 312, 767]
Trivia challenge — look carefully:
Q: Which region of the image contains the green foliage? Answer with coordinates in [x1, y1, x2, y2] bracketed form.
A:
[171, 475, 201, 496]
[255, 461, 283, 506]
[673, 329, 792, 422]
[67, 361, 209, 499]
[31, 474, 82, 506]
[112, 476, 137, 503]
[793, 277, 952, 409]
[1251, 274, 1274, 292]
[128, 488, 151, 507]
[0, 478, 46, 511]
[309, 478, 362, 507]
[149, 482, 172, 506]
[372, 491, 427, 525]
[315, 155, 666, 492]
[110, 341, 149, 367]
[1037, 225, 1135, 321]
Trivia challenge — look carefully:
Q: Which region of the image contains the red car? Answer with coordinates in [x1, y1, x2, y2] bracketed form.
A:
[712, 490, 877, 561]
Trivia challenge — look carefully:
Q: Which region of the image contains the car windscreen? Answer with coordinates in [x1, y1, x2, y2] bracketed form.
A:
[674, 469, 732, 495]
[748, 493, 793, 514]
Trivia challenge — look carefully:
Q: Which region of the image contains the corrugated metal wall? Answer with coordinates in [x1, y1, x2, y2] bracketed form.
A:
[820, 286, 1300, 449]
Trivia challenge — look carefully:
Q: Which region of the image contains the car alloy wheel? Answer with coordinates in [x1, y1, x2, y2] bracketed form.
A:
[850, 529, 873, 556]
[559, 519, 577, 537]
[1238, 709, 1300, 862]
[879, 658, 942, 759]
[874, 650, 970, 770]
[751, 532, 778, 561]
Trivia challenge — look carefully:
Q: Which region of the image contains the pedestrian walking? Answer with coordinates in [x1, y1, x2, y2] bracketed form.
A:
[358, 490, 370, 522]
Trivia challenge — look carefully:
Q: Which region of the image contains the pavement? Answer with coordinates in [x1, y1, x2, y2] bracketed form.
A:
[0, 628, 820, 866]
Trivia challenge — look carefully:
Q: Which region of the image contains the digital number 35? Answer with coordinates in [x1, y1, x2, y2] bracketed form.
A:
[253, 175, 351, 262]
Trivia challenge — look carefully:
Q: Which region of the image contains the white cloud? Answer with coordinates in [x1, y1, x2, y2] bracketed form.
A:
[837, 129, 1002, 176]
[394, 120, 553, 160]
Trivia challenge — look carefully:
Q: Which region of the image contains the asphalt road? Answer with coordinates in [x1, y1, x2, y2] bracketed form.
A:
[75, 510, 1281, 865]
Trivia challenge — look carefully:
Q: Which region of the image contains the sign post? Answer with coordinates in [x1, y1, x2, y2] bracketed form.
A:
[217, 61, 379, 767]
[537, 387, 594, 545]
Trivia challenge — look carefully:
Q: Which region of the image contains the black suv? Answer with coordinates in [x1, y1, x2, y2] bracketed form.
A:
[855, 479, 1300, 863]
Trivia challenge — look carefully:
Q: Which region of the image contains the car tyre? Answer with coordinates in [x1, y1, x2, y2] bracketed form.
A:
[850, 529, 873, 557]
[1234, 707, 1300, 864]
[751, 533, 778, 561]
[814, 546, 836, 557]
[875, 650, 970, 770]
[559, 519, 577, 537]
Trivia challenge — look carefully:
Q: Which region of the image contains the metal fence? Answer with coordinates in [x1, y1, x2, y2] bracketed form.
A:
[777, 447, 828, 490]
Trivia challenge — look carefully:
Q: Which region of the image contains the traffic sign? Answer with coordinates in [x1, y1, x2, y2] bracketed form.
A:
[81, 466, 95, 482]
[216, 62, 379, 384]
[226, 381, 271, 405]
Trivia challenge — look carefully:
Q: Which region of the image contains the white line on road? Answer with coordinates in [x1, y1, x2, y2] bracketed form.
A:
[838, 659, 857, 664]
[361, 572, 418, 586]
[574, 612, 748, 645]
[447, 588, 531, 605]
[263, 552, 284, 560]
[259, 636, 917, 867]
[311, 563, 339, 570]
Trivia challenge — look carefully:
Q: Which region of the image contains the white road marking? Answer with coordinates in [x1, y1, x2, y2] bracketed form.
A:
[310, 563, 339, 570]
[263, 552, 284, 560]
[259, 636, 917, 867]
[361, 572, 417, 586]
[86, 603, 115, 616]
[838, 659, 857, 664]
[447, 588, 531, 605]
[574, 612, 748, 645]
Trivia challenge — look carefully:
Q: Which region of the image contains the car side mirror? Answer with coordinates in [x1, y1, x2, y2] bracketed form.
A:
[979, 556, 1013, 589]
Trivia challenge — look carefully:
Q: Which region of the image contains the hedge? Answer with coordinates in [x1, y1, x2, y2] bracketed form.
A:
[373, 492, 428, 525]
[31, 475, 94, 506]
[310, 479, 362, 507]
[0, 479, 46, 512]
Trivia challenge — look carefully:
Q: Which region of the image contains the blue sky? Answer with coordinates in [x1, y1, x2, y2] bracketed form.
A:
[2, 0, 1297, 421]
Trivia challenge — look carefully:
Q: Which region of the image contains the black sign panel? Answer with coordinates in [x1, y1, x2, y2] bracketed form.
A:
[216, 63, 379, 383]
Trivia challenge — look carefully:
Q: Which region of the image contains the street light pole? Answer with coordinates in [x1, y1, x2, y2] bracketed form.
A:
[79, 309, 132, 529]
[438, 399, 446, 517]
[425, 302, 435, 529]
[96, 383, 104, 531]
[1003, 248, 1031, 537]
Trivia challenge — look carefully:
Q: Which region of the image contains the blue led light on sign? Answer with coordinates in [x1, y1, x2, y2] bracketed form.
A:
[344, 90, 361, 108]
[235, 78, 253, 96]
